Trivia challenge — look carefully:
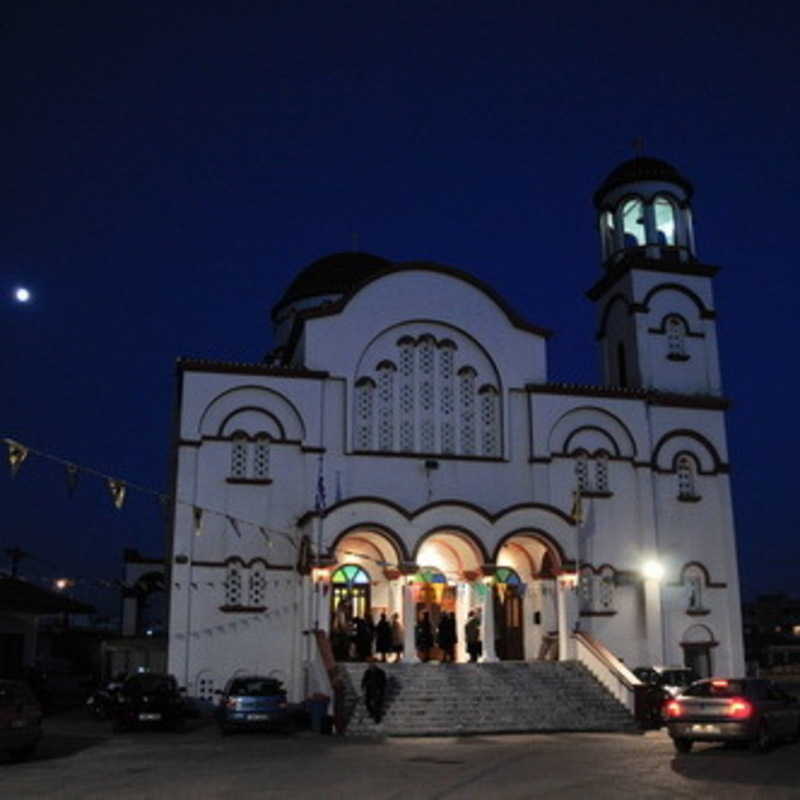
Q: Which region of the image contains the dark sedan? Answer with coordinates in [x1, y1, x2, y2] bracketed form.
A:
[665, 677, 800, 753]
[0, 680, 42, 760]
[215, 676, 292, 734]
[111, 673, 187, 732]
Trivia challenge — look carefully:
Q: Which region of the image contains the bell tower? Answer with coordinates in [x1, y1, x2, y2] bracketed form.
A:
[588, 157, 722, 396]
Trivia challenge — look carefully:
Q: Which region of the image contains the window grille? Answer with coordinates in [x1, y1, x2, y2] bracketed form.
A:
[439, 344, 455, 454]
[225, 567, 242, 606]
[354, 379, 375, 450]
[666, 316, 687, 357]
[230, 434, 248, 478]
[579, 569, 594, 612]
[595, 452, 609, 493]
[677, 455, 696, 498]
[248, 569, 266, 606]
[196, 676, 215, 701]
[479, 387, 499, 456]
[598, 568, 615, 610]
[574, 453, 589, 492]
[377, 365, 395, 451]
[459, 368, 476, 455]
[253, 435, 270, 478]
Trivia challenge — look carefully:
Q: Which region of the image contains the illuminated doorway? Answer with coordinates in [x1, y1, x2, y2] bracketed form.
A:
[494, 567, 524, 660]
[410, 567, 455, 661]
[330, 564, 371, 661]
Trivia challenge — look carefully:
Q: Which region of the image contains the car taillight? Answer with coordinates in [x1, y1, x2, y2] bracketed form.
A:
[727, 698, 752, 719]
[664, 700, 683, 718]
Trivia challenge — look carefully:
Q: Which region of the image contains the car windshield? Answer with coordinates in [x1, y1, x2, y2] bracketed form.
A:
[660, 670, 695, 686]
[125, 675, 176, 694]
[684, 679, 749, 698]
[229, 678, 284, 697]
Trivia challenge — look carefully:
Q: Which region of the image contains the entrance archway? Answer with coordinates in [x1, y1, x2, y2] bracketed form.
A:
[494, 532, 564, 661]
[681, 624, 717, 678]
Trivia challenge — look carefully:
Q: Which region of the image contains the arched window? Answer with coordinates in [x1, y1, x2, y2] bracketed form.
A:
[354, 378, 375, 450]
[253, 434, 270, 479]
[574, 451, 590, 492]
[654, 196, 677, 245]
[621, 198, 645, 247]
[579, 567, 595, 612]
[665, 315, 687, 358]
[439, 342, 456, 454]
[479, 385, 500, 457]
[225, 565, 243, 606]
[594, 451, 610, 493]
[331, 564, 371, 622]
[676, 454, 698, 500]
[598, 566, 615, 610]
[248, 567, 266, 606]
[418, 337, 436, 452]
[459, 367, 477, 455]
[398, 338, 416, 452]
[377, 362, 396, 452]
[230, 432, 249, 478]
[683, 566, 705, 611]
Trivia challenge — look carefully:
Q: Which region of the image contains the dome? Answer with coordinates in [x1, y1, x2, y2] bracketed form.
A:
[594, 157, 693, 207]
[272, 252, 392, 318]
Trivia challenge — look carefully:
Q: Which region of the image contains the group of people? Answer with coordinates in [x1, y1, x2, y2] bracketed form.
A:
[331, 605, 404, 662]
[415, 609, 483, 663]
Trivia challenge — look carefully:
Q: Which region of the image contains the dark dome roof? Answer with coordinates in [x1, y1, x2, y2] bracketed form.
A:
[594, 157, 693, 207]
[273, 252, 392, 318]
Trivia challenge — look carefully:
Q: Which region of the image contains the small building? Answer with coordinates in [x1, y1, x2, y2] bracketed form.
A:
[167, 156, 745, 705]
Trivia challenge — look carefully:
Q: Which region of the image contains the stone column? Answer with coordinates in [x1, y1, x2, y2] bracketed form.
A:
[454, 582, 469, 663]
[479, 584, 498, 663]
[556, 576, 578, 661]
[644, 576, 665, 665]
[402, 584, 420, 664]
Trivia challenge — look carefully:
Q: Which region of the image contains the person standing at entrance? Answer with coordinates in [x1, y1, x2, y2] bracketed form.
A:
[375, 613, 393, 662]
[465, 610, 482, 662]
[437, 612, 456, 662]
[390, 613, 404, 662]
[415, 611, 434, 662]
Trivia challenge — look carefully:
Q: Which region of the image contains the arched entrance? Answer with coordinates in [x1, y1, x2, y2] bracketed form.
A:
[681, 624, 717, 678]
[494, 532, 564, 661]
[408, 567, 454, 661]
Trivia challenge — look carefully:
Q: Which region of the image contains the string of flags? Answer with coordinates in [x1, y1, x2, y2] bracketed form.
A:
[3, 437, 299, 551]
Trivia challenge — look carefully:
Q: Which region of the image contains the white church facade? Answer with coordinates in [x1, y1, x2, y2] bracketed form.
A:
[167, 157, 745, 706]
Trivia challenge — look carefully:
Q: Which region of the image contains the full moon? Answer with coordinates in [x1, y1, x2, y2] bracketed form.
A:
[14, 287, 31, 303]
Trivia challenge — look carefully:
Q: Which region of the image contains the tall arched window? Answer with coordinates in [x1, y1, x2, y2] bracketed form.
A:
[654, 195, 677, 245]
[479, 385, 500, 456]
[676, 454, 698, 499]
[230, 432, 249, 478]
[399, 338, 416, 452]
[253, 434, 270, 479]
[439, 342, 456, 454]
[458, 367, 477, 455]
[418, 337, 436, 452]
[621, 198, 645, 247]
[377, 362, 396, 452]
[354, 378, 375, 450]
[665, 315, 687, 358]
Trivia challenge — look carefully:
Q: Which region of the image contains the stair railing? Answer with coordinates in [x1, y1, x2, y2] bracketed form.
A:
[573, 631, 642, 716]
[311, 630, 346, 733]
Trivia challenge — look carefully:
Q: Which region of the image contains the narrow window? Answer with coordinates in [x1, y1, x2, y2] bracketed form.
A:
[354, 378, 375, 450]
[225, 566, 243, 606]
[684, 567, 704, 610]
[676, 454, 697, 499]
[253, 434, 270, 479]
[621, 198, 645, 247]
[598, 567, 615, 610]
[398, 338, 416, 452]
[579, 567, 595, 612]
[617, 342, 628, 387]
[230, 433, 249, 478]
[418, 337, 436, 452]
[574, 451, 590, 492]
[377, 362, 396, 452]
[248, 568, 266, 606]
[439, 342, 456, 454]
[458, 367, 477, 455]
[479, 385, 500, 457]
[666, 316, 687, 358]
[654, 196, 677, 245]
[594, 451, 609, 493]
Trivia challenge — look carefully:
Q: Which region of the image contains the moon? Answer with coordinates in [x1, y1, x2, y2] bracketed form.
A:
[14, 287, 31, 303]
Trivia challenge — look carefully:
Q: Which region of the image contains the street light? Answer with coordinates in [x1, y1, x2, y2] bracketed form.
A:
[642, 560, 665, 581]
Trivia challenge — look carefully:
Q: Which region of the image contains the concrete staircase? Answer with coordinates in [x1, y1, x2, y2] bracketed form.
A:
[338, 661, 637, 736]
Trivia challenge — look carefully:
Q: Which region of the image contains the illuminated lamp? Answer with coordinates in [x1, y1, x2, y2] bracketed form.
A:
[311, 567, 330, 584]
[641, 560, 665, 581]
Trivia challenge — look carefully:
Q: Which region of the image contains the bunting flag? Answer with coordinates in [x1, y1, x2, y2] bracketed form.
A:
[226, 515, 242, 538]
[258, 527, 272, 547]
[107, 479, 127, 510]
[193, 506, 203, 536]
[65, 464, 79, 497]
[570, 489, 584, 525]
[7, 440, 28, 478]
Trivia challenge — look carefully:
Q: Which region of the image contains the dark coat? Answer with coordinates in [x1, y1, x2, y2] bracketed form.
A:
[415, 615, 434, 650]
[375, 617, 393, 654]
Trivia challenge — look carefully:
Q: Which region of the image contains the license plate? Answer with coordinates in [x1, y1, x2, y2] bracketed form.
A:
[139, 713, 162, 721]
[246, 713, 269, 721]
[691, 723, 720, 734]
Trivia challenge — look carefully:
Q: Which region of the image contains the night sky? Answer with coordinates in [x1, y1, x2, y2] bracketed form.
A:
[4, 1, 798, 611]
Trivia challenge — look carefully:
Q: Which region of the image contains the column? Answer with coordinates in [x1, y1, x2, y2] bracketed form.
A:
[644, 576, 665, 665]
[402, 584, 420, 664]
[454, 582, 469, 663]
[556, 576, 578, 661]
[479, 584, 498, 663]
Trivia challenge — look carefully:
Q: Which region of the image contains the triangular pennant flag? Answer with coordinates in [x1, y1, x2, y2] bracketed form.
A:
[6, 440, 28, 478]
[570, 489, 584, 525]
[258, 527, 272, 547]
[193, 506, 203, 536]
[226, 515, 242, 538]
[65, 463, 79, 497]
[107, 478, 127, 510]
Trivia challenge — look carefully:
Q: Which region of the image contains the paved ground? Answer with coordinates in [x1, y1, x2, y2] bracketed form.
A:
[2, 710, 799, 799]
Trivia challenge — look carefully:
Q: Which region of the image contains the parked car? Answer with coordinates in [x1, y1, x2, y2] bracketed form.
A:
[215, 676, 292, 734]
[634, 665, 698, 697]
[0, 680, 43, 761]
[111, 673, 187, 732]
[664, 677, 800, 753]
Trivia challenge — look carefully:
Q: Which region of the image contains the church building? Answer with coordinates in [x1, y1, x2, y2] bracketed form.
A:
[166, 157, 745, 708]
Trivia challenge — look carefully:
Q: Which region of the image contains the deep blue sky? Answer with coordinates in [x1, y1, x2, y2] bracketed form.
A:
[3, 0, 798, 607]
